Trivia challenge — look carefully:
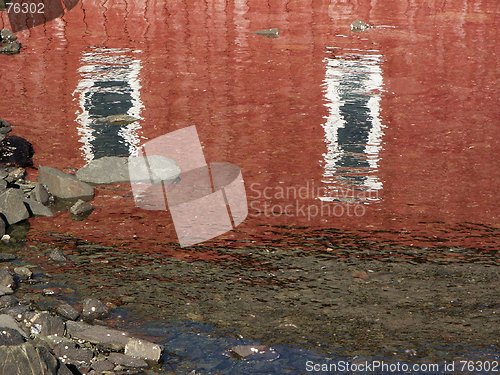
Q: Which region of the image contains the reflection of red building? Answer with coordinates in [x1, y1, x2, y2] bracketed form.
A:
[0, 0, 498, 251]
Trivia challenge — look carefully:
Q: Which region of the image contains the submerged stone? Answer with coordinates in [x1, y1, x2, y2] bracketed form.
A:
[93, 114, 139, 126]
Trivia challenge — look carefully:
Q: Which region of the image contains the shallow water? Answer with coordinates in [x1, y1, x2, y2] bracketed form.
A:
[0, 0, 499, 372]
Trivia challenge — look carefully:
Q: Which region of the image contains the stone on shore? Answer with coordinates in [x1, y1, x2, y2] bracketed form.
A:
[0, 314, 28, 337]
[0, 136, 34, 167]
[0, 188, 30, 225]
[0, 327, 25, 345]
[38, 166, 94, 201]
[56, 303, 79, 321]
[107, 352, 148, 369]
[76, 156, 130, 184]
[70, 199, 93, 216]
[48, 249, 67, 263]
[0, 342, 59, 375]
[53, 341, 94, 368]
[0, 253, 16, 262]
[29, 184, 50, 205]
[125, 338, 163, 363]
[66, 321, 130, 351]
[24, 198, 54, 217]
[82, 298, 109, 321]
[29, 312, 65, 337]
[13, 266, 33, 280]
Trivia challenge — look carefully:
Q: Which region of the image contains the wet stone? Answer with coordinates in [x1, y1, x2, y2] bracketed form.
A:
[125, 337, 163, 363]
[70, 199, 94, 217]
[29, 311, 65, 337]
[91, 358, 115, 372]
[13, 266, 33, 280]
[56, 303, 80, 321]
[0, 314, 28, 337]
[49, 249, 68, 262]
[0, 327, 25, 345]
[108, 352, 148, 369]
[0, 253, 16, 262]
[82, 298, 109, 321]
[0, 342, 59, 374]
[0, 268, 16, 289]
[54, 341, 94, 367]
[66, 321, 130, 351]
[0, 294, 18, 309]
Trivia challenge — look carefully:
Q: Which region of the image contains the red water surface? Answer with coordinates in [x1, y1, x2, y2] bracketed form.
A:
[1, 0, 498, 253]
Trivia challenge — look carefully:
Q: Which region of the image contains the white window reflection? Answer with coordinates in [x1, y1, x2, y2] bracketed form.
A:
[74, 47, 144, 163]
[321, 50, 385, 203]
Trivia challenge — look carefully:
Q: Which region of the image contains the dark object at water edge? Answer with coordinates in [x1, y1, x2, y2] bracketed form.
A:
[0, 136, 35, 167]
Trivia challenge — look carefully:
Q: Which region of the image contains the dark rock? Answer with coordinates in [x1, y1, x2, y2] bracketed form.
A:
[1, 303, 30, 320]
[54, 341, 94, 367]
[0, 327, 25, 345]
[0, 268, 16, 290]
[65, 321, 130, 351]
[82, 298, 109, 321]
[230, 345, 270, 358]
[0, 188, 30, 224]
[29, 183, 50, 205]
[57, 364, 74, 375]
[48, 249, 67, 263]
[91, 359, 114, 372]
[56, 303, 79, 321]
[39, 166, 94, 201]
[0, 342, 59, 374]
[0, 136, 33, 167]
[29, 312, 65, 337]
[70, 199, 93, 217]
[0, 253, 16, 262]
[107, 353, 148, 369]
[0, 314, 28, 337]
[24, 198, 54, 217]
[76, 156, 130, 184]
[0, 294, 18, 309]
[125, 338, 163, 363]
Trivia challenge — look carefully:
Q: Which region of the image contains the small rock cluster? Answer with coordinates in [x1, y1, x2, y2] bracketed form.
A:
[0, 29, 21, 54]
[0, 118, 96, 238]
[0, 256, 163, 374]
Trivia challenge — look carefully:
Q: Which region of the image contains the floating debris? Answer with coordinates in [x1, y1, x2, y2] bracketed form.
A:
[254, 28, 280, 38]
[350, 20, 372, 32]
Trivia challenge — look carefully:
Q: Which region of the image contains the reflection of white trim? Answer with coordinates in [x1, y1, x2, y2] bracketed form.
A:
[321, 52, 385, 201]
[73, 48, 144, 163]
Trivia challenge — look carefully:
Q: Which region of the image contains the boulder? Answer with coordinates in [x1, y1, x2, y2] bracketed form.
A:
[0, 314, 28, 337]
[29, 184, 50, 205]
[53, 341, 93, 368]
[107, 353, 148, 369]
[0, 327, 25, 346]
[76, 157, 130, 184]
[13, 266, 32, 280]
[0, 342, 59, 375]
[0, 40, 21, 54]
[38, 167, 94, 201]
[69, 200, 93, 216]
[0, 188, 30, 224]
[24, 198, 53, 217]
[82, 298, 108, 321]
[125, 338, 162, 363]
[29, 312, 65, 337]
[56, 303, 79, 321]
[0, 29, 16, 43]
[65, 321, 130, 351]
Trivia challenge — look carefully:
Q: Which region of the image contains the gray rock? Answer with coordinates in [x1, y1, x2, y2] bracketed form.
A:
[13, 266, 32, 280]
[350, 20, 372, 31]
[0, 268, 16, 289]
[0, 314, 28, 337]
[0, 40, 21, 54]
[125, 338, 163, 363]
[57, 364, 74, 375]
[82, 298, 109, 321]
[0, 29, 16, 42]
[0, 220, 4, 237]
[56, 303, 79, 321]
[76, 157, 130, 184]
[230, 345, 269, 358]
[38, 166, 94, 201]
[0, 179, 7, 191]
[1, 303, 30, 320]
[4, 167, 25, 183]
[37, 334, 74, 350]
[0, 294, 18, 308]
[29, 184, 50, 205]
[91, 359, 115, 372]
[94, 114, 139, 126]
[0, 119, 13, 138]
[0, 253, 16, 262]
[0, 188, 30, 225]
[0, 342, 59, 374]
[0, 327, 25, 345]
[107, 353, 148, 368]
[66, 321, 130, 351]
[254, 28, 280, 38]
[70, 199, 93, 216]
[24, 198, 54, 217]
[54, 341, 94, 367]
[0, 285, 14, 296]
[29, 312, 65, 337]
[48, 249, 67, 263]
